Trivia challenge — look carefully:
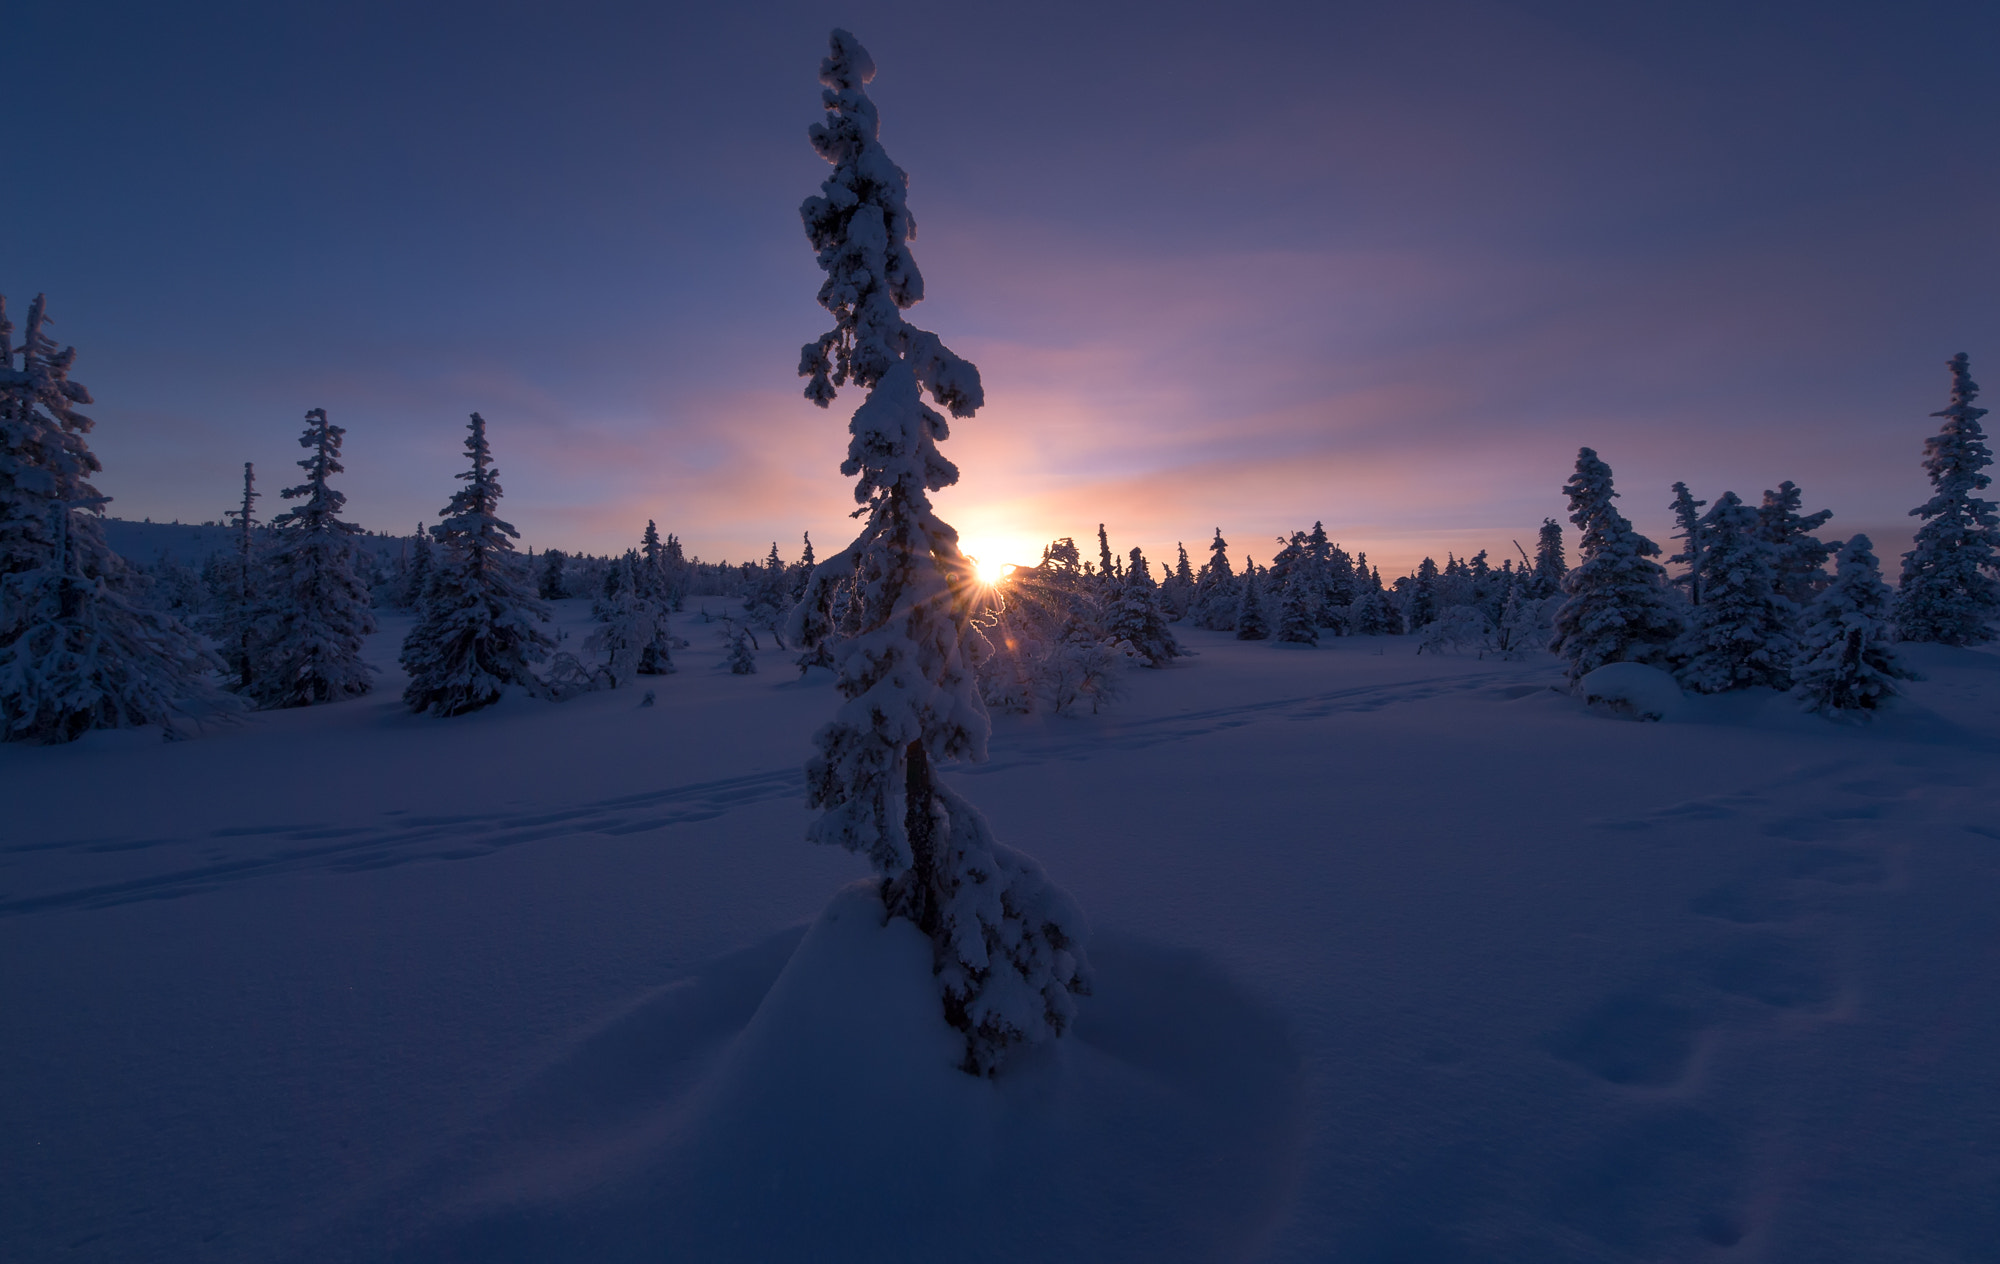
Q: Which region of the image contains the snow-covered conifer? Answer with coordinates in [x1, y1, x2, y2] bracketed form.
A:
[400, 413, 553, 716]
[1274, 566, 1318, 645]
[1793, 535, 1916, 716]
[1192, 528, 1239, 630]
[1667, 482, 1707, 606]
[0, 294, 229, 741]
[1159, 542, 1196, 621]
[1529, 518, 1567, 599]
[1235, 560, 1271, 640]
[203, 462, 261, 690]
[1549, 448, 1682, 683]
[782, 31, 1088, 1075]
[401, 526, 435, 609]
[725, 619, 758, 674]
[243, 410, 376, 708]
[1104, 546, 1181, 666]
[1896, 353, 2000, 644]
[1757, 481, 1834, 607]
[1407, 557, 1439, 629]
[537, 547, 567, 601]
[1673, 492, 1797, 693]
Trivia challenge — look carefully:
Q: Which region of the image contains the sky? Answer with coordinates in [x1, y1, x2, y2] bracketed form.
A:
[12, 0, 1999, 575]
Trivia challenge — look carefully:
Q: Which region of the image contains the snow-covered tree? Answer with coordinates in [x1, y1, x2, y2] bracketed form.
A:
[1896, 353, 2000, 645]
[243, 410, 376, 708]
[1549, 448, 1682, 683]
[1159, 542, 1196, 622]
[1235, 560, 1270, 640]
[0, 294, 229, 741]
[400, 412, 553, 716]
[1407, 556, 1439, 629]
[725, 618, 758, 674]
[1529, 517, 1567, 599]
[1757, 480, 1834, 607]
[1793, 535, 1916, 716]
[536, 547, 567, 601]
[400, 526, 435, 609]
[1673, 491, 1797, 693]
[1666, 482, 1707, 607]
[1274, 566, 1318, 645]
[1191, 528, 1239, 630]
[1103, 546, 1180, 666]
[202, 461, 261, 690]
[782, 31, 1088, 1075]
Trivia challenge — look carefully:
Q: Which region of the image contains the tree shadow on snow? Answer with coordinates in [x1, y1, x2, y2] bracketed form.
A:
[326, 899, 1304, 1263]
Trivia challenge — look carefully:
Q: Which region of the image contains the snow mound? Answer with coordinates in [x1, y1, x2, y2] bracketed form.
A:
[359, 882, 1303, 1263]
[1580, 662, 1687, 721]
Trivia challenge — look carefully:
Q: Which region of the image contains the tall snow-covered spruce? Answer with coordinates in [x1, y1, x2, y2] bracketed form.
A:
[784, 30, 1089, 1076]
[1896, 353, 2000, 645]
[1793, 535, 1916, 716]
[1549, 447, 1682, 683]
[0, 294, 229, 742]
[244, 410, 377, 707]
[400, 413, 553, 717]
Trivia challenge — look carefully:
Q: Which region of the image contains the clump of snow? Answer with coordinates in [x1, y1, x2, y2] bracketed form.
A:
[1579, 661, 1686, 721]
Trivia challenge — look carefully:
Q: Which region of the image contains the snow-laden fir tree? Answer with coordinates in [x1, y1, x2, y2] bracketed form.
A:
[536, 547, 567, 601]
[793, 531, 816, 602]
[725, 618, 758, 675]
[400, 525, 435, 609]
[1549, 448, 1682, 683]
[783, 30, 1089, 1075]
[1793, 534, 1916, 716]
[1896, 353, 2000, 645]
[1191, 528, 1238, 630]
[0, 294, 229, 741]
[202, 461, 261, 690]
[1103, 546, 1180, 666]
[1160, 542, 1196, 621]
[243, 410, 376, 708]
[400, 413, 553, 716]
[1757, 480, 1834, 607]
[1529, 517, 1567, 599]
[1407, 556, 1439, 629]
[1235, 560, 1270, 640]
[1666, 482, 1707, 607]
[1673, 491, 1797, 692]
[1274, 565, 1319, 645]
[589, 552, 673, 684]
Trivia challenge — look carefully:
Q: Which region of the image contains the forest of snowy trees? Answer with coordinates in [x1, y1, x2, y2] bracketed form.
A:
[2, 269, 1994, 746]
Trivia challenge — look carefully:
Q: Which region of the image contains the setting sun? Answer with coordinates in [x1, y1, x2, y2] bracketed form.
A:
[971, 554, 1009, 586]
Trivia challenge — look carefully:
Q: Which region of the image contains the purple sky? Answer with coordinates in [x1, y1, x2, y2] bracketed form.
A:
[15, 1, 1998, 575]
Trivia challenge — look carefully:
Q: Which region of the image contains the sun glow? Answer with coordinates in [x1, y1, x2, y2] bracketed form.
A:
[972, 554, 1010, 586]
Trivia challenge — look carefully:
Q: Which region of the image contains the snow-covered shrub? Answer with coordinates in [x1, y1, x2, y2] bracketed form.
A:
[1417, 604, 1492, 656]
[1896, 353, 2000, 645]
[1794, 535, 1917, 717]
[783, 31, 1088, 1075]
[1580, 662, 1685, 721]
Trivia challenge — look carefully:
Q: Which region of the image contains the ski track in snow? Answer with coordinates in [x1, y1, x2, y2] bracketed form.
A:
[0, 671, 1531, 917]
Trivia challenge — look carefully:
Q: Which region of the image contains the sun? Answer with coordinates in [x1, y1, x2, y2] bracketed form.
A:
[972, 555, 1009, 586]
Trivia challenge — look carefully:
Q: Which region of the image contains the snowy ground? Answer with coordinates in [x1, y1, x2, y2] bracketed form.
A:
[4, 600, 1998, 1262]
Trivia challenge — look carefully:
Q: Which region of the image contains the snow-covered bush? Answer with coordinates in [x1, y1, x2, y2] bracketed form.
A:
[1580, 662, 1685, 721]
[1896, 353, 2000, 645]
[1417, 604, 1492, 656]
[1794, 535, 1917, 717]
[783, 30, 1089, 1075]
[1103, 547, 1180, 666]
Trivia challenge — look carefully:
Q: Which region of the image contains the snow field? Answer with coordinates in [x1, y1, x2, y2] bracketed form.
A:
[3, 611, 1998, 1261]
